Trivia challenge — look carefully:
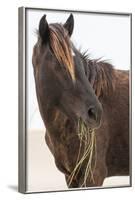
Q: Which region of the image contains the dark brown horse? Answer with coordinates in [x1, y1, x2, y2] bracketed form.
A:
[32, 14, 129, 188]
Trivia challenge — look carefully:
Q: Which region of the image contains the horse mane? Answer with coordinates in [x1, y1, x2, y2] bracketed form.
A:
[49, 24, 75, 81]
[45, 22, 115, 96]
[89, 60, 116, 97]
[81, 52, 116, 97]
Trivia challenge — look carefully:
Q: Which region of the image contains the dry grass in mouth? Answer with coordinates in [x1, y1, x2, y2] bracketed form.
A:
[67, 118, 97, 187]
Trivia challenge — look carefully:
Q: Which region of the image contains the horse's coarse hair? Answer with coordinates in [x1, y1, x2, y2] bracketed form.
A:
[49, 24, 75, 81]
[48, 23, 116, 97]
[87, 59, 116, 97]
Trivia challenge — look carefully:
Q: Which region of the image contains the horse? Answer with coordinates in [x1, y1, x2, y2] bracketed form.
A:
[32, 14, 129, 188]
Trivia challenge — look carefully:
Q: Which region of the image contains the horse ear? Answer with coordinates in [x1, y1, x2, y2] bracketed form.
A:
[39, 15, 50, 44]
[64, 14, 74, 36]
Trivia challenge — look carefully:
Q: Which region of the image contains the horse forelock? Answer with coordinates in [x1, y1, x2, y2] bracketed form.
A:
[49, 24, 75, 81]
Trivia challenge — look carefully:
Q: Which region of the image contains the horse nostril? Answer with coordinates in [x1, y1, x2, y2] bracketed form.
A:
[88, 107, 97, 121]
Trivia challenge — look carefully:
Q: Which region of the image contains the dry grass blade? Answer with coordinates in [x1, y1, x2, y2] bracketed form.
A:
[67, 119, 97, 187]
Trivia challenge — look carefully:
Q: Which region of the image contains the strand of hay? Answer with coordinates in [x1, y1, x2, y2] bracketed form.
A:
[81, 132, 96, 187]
[67, 118, 96, 187]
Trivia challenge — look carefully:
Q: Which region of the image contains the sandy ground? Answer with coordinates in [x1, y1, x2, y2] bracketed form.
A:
[27, 130, 130, 193]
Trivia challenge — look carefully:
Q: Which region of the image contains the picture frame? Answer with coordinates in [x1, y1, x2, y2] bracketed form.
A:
[18, 7, 132, 194]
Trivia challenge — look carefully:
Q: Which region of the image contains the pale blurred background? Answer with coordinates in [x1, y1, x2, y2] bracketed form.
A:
[26, 9, 130, 192]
